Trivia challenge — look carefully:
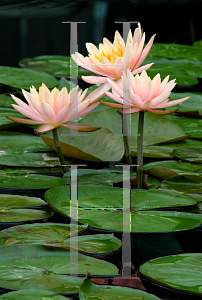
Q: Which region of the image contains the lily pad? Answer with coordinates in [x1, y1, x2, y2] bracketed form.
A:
[0, 209, 53, 223]
[0, 194, 47, 208]
[146, 43, 202, 61]
[166, 115, 202, 140]
[0, 173, 70, 189]
[0, 108, 24, 130]
[18, 55, 93, 78]
[45, 186, 201, 232]
[0, 288, 68, 300]
[161, 174, 202, 193]
[144, 59, 201, 86]
[169, 92, 202, 117]
[0, 66, 58, 90]
[0, 223, 121, 255]
[143, 160, 202, 179]
[79, 108, 189, 146]
[0, 95, 15, 107]
[0, 131, 49, 153]
[139, 253, 202, 297]
[172, 147, 202, 163]
[79, 276, 161, 300]
[41, 125, 124, 162]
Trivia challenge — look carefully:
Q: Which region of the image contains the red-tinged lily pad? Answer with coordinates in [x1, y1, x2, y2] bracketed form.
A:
[79, 276, 161, 300]
[143, 160, 202, 180]
[79, 108, 189, 146]
[161, 174, 202, 193]
[0, 287, 68, 299]
[41, 125, 124, 162]
[139, 253, 202, 297]
[172, 147, 202, 163]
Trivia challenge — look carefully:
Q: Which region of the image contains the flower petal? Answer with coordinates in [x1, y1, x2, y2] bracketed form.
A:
[12, 104, 45, 122]
[36, 124, 57, 133]
[82, 76, 109, 84]
[62, 124, 100, 132]
[6, 116, 41, 124]
[155, 97, 190, 108]
[100, 100, 123, 109]
[40, 102, 56, 123]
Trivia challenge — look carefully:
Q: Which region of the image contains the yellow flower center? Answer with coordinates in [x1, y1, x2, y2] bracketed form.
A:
[95, 39, 124, 65]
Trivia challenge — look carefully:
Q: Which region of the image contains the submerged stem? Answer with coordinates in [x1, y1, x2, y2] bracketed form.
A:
[136, 111, 144, 189]
[52, 128, 69, 173]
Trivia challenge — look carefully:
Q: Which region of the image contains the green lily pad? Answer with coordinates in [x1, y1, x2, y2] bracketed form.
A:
[0, 66, 58, 90]
[144, 59, 201, 86]
[0, 245, 119, 282]
[45, 186, 201, 232]
[146, 43, 202, 61]
[143, 160, 202, 179]
[0, 95, 15, 107]
[161, 174, 202, 193]
[169, 92, 202, 117]
[0, 194, 47, 208]
[18, 55, 93, 78]
[0, 223, 121, 254]
[0, 108, 24, 130]
[41, 125, 124, 162]
[0, 132, 49, 153]
[172, 147, 202, 163]
[79, 276, 161, 300]
[0, 209, 53, 223]
[166, 115, 202, 140]
[139, 253, 202, 297]
[79, 108, 189, 146]
[0, 173, 70, 189]
[0, 288, 68, 300]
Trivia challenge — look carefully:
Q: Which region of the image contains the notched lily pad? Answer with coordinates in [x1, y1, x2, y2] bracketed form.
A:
[139, 253, 202, 297]
[79, 276, 161, 300]
[172, 147, 202, 163]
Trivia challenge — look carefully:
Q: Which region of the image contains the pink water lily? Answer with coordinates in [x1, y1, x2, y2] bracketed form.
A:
[102, 70, 190, 114]
[72, 23, 155, 85]
[6, 83, 101, 133]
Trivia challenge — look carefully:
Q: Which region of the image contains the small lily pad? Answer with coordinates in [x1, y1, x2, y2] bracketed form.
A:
[79, 276, 161, 300]
[172, 147, 202, 163]
[139, 253, 202, 297]
[0, 209, 53, 223]
[161, 174, 202, 193]
[0, 194, 47, 208]
[0, 66, 58, 90]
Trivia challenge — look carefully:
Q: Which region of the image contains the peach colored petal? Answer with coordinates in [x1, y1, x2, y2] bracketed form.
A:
[54, 104, 70, 124]
[131, 63, 154, 75]
[40, 102, 56, 123]
[148, 109, 178, 114]
[11, 94, 36, 113]
[36, 124, 57, 132]
[87, 82, 111, 103]
[151, 92, 170, 107]
[55, 87, 68, 114]
[123, 107, 141, 113]
[12, 104, 45, 122]
[77, 101, 100, 118]
[22, 91, 42, 115]
[86, 43, 101, 56]
[82, 76, 109, 84]
[155, 97, 190, 108]
[105, 91, 131, 106]
[62, 124, 100, 132]
[135, 34, 156, 69]
[6, 116, 41, 124]
[107, 78, 122, 97]
[100, 100, 123, 109]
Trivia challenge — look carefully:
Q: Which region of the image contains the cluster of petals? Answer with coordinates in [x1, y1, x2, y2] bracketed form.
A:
[102, 70, 190, 114]
[72, 23, 155, 86]
[6, 83, 101, 133]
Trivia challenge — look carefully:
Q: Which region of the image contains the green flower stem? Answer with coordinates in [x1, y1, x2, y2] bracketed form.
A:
[122, 112, 132, 165]
[52, 128, 69, 173]
[136, 111, 145, 189]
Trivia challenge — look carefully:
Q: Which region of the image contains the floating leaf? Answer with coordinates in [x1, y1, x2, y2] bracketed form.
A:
[18, 55, 93, 78]
[0, 95, 15, 107]
[172, 147, 202, 163]
[41, 126, 124, 162]
[161, 174, 202, 193]
[144, 160, 202, 179]
[45, 186, 201, 232]
[0, 209, 53, 223]
[139, 253, 202, 297]
[0, 66, 58, 90]
[0, 287, 68, 300]
[0, 108, 24, 130]
[79, 276, 161, 300]
[0, 194, 47, 209]
[79, 108, 189, 146]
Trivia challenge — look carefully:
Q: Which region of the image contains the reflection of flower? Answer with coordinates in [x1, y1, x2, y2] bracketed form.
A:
[102, 70, 190, 114]
[6, 83, 101, 133]
[72, 23, 155, 84]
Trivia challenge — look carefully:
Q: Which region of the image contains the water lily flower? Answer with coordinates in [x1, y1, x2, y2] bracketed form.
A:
[72, 23, 155, 85]
[102, 70, 190, 114]
[6, 83, 101, 133]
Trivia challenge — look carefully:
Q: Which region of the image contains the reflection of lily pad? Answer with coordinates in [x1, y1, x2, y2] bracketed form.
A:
[41, 126, 124, 162]
[0, 288, 68, 300]
[45, 186, 201, 232]
[139, 253, 202, 297]
[79, 108, 188, 146]
[144, 160, 202, 179]
[0, 66, 58, 90]
[79, 276, 161, 300]
[172, 147, 202, 163]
